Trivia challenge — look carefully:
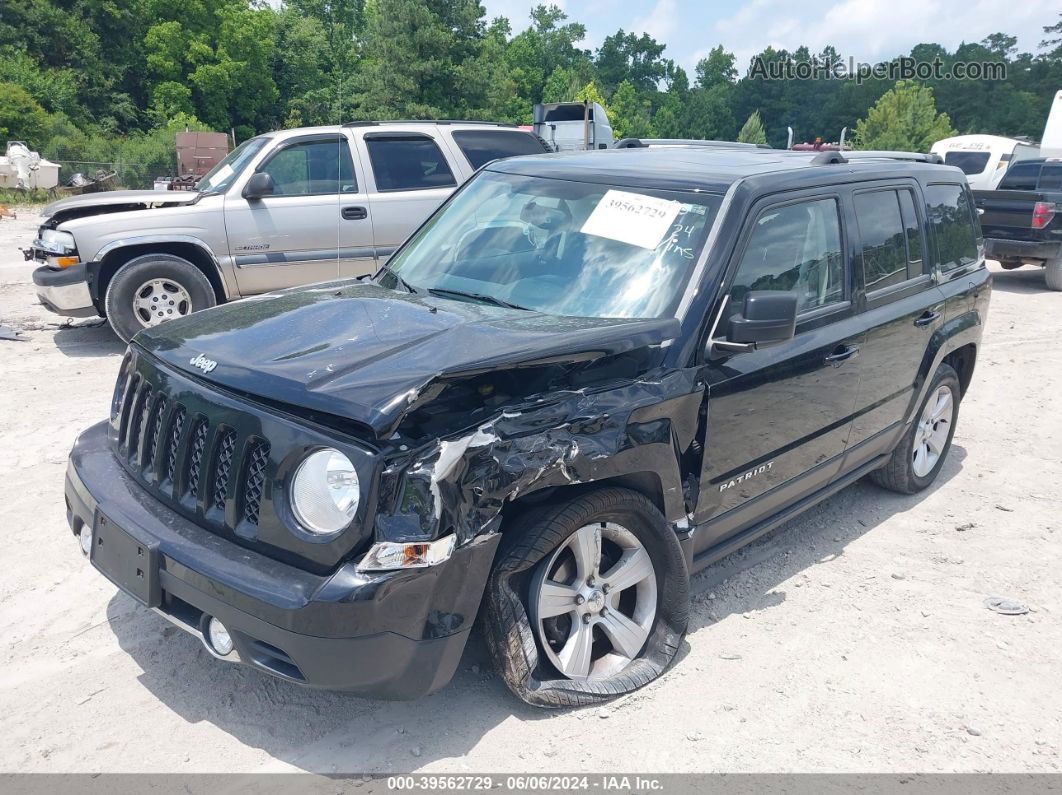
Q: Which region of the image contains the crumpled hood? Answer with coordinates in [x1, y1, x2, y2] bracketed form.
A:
[135, 282, 679, 437]
[44, 189, 199, 218]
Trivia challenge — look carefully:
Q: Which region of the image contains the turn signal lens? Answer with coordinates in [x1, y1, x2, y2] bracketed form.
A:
[357, 535, 457, 572]
[48, 255, 80, 268]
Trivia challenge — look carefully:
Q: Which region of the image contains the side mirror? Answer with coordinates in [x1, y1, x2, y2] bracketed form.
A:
[727, 290, 798, 346]
[242, 172, 275, 200]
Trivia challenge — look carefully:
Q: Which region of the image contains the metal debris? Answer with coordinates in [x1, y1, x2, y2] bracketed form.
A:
[0, 324, 26, 341]
[983, 596, 1029, 615]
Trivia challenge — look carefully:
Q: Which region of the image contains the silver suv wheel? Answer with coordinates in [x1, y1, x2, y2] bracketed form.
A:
[911, 384, 953, 478]
[530, 521, 657, 680]
[132, 278, 193, 328]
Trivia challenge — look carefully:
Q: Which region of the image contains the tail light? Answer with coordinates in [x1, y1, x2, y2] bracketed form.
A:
[1032, 201, 1056, 230]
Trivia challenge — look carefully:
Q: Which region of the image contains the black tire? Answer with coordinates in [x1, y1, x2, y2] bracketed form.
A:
[870, 363, 960, 494]
[103, 254, 216, 342]
[1045, 256, 1062, 291]
[483, 487, 689, 708]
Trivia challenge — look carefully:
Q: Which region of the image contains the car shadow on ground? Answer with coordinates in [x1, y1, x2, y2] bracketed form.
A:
[52, 320, 124, 358]
[104, 444, 967, 773]
[986, 267, 1051, 295]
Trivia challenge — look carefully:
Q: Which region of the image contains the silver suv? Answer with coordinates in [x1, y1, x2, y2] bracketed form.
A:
[27, 121, 548, 340]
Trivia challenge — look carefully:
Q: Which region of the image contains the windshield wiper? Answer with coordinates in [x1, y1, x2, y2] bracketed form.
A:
[427, 287, 532, 311]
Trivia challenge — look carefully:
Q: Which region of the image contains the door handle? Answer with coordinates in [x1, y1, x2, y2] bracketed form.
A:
[824, 344, 859, 366]
[914, 310, 941, 327]
[342, 206, 367, 220]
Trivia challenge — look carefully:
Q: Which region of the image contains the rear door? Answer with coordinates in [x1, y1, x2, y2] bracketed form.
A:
[355, 130, 461, 263]
[225, 134, 348, 294]
[842, 182, 947, 470]
[693, 190, 865, 548]
[336, 132, 378, 279]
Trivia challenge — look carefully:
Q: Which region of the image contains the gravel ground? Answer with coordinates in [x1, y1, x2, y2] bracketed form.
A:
[0, 210, 1060, 774]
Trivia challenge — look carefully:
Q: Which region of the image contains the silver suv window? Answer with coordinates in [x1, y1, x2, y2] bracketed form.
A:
[365, 134, 456, 191]
[258, 138, 356, 196]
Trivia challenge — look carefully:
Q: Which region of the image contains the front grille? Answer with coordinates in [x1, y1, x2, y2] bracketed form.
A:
[187, 420, 208, 499]
[212, 430, 237, 512]
[164, 406, 186, 481]
[244, 442, 270, 526]
[145, 395, 167, 471]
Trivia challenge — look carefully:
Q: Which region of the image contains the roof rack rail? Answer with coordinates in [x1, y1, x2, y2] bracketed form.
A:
[614, 137, 774, 150]
[342, 119, 515, 128]
[811, 150, 945, 165]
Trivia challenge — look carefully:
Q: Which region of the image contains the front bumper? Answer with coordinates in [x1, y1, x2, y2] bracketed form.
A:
[32, 263, 98, 317]
[65, 421, 499, 698]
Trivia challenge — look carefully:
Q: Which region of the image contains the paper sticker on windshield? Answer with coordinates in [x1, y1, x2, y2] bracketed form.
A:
[580, 190, 682, 249]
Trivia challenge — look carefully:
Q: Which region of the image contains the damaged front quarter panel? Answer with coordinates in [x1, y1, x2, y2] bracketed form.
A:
[372, 364, 705, 554]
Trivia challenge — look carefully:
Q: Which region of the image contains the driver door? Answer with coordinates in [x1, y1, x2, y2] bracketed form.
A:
[692, 191, 865, 552]
[225, 134, 351, 294]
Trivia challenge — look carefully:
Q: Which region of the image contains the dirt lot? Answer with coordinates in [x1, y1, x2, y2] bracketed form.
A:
[0, 210, 1060, 774]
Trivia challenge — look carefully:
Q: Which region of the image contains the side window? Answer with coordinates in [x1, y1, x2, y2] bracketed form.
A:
[729, 197, 845, 316]
[1038, 164, 1062, 191]
[258, 138, 355, 196]
[854, 191, 908, 292]
[365, 135, 457, 191]
[998, 162, 1041, 191]
[451, 130, 548, 169]
[925, 184, 979, 273]
[897, 190, 925, 274]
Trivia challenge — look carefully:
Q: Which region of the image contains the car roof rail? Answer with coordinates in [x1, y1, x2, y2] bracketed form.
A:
[342, 119, 516, 128]
[613, 138, 774, 150]
[816, 150, 945, 165]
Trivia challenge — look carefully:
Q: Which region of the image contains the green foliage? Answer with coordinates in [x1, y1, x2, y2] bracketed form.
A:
[854, 80, 957, 151]
[737, 111, 768, 145]
[0, 1, 1058, 180]
[0, 82, 49, 145]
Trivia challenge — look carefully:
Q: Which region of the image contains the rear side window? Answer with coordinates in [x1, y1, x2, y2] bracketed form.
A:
[1038, 164, 1062, 191]
[854, 191, 910, 292]
[365, 135, 457, 191]
[452, 130, 548, 169]
[943, 151, 990, 175]
[998, 162, 1041, 191]
[729, 197, 845, 315]
[925, 184, 980, 273]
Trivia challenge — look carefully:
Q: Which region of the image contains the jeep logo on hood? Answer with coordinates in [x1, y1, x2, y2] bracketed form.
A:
[189, 353, 218, 374]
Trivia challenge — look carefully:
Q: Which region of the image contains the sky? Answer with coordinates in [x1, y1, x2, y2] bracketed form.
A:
[481, 0, 1056, 76]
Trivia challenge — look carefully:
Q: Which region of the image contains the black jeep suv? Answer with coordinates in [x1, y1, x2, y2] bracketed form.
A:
[64, 146, 989, 707]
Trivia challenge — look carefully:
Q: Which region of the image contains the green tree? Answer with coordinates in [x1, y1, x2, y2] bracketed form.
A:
[609, 80, 652, 139]
[737, 111, 768, 144]
[694, 45, 736, 89]
[854, 80, 956, 151]
[0, 82, 50, 145]
[503, 5, 589, 108]
[595, 29, 671, 94]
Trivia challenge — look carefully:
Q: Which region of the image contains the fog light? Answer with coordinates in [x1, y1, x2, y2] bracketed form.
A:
[206, 617, 234, 656]
[79, 526, 93, 557]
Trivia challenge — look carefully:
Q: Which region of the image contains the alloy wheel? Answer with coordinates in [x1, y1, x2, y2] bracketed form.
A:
[132, 278, 193, 328]
[912, 384, 953, 478]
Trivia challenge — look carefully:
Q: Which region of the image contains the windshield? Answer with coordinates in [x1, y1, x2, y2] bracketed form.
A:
[943, 151, 991, 175]
[197, 137, 270, 193]
[380, 171, 722, 319]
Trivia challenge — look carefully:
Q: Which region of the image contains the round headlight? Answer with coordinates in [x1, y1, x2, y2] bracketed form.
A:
[290, 449, 360, 535]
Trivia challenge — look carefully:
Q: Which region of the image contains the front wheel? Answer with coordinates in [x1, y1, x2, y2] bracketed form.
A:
[104, 254, 216, 342]
[483, 488, 689, 708]
[870, 363, 960, 494]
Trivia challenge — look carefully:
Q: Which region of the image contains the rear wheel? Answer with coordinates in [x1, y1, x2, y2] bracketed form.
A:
[1045, 256, 1062, 291]
[870, 363, 960, 494]
[104, 254, 216, 342]
[483, 488, 688, 708]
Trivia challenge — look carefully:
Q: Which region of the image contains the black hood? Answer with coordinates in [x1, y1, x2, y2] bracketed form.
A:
[135, 282, 679, 437]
